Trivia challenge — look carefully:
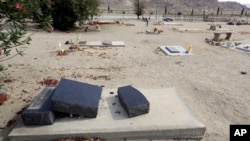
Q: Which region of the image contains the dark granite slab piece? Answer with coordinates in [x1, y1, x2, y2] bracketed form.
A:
[51, 78, 102, 118]
[118, 85, 150, 118]
[21, 87, 55, 126]
[166, 46, 180, 53]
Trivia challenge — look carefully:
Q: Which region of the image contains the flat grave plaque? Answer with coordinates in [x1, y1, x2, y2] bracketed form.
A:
[166, 46, 181, 53]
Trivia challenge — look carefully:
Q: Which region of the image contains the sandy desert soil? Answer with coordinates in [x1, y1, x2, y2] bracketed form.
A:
[0, 19, 250, 141]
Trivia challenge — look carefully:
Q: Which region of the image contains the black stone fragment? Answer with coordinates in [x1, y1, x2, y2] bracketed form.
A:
[21, 87, 55, 126]
[241, 71, 247, 75]
[51, 78, 102, 118]
[118, 85, 150, 118]
[65, 41, 69, 44]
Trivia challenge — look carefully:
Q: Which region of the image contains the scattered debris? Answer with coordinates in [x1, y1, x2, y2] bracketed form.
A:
[65, 40, 73, 45]
[69, 46, 81, 51]
[240, 71, 247, 75]
[209, 24, 221, 31]
[146, 27, 163, 34]
[98, 52, 110, 58]
[205, 38, 223, 46]
[57, 50, 69, 56]
[0, 93, 10, 105]
[3, 79, 13, 83]
[89, 66, 123, 71]
[22, 89, 28, 93]
[16, 106, 28, 115]
[39, 78, 58, 86]
[86, 75, 111, 81]
[6, 119, 16, 128]
[227, 18, 248, 25]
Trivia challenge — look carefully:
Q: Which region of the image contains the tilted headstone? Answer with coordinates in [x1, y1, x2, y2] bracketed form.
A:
[51, 78, 102, 118]
[118, 85, 150, 118]
[21, 87, 55, 125]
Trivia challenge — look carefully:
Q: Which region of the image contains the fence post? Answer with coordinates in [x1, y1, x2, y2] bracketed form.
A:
[241, 8, 245, 16]
[217, 7, 220, 16]
[156, 10, 157, 19]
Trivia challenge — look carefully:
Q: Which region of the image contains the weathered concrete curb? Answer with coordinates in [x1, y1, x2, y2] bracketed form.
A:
[8, 88, 206, 141]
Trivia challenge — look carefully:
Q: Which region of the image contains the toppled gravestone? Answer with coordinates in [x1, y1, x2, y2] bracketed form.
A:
[118, 85, 150, 118]
[21, 87, 55, 125]
[51, 78, 102, 118]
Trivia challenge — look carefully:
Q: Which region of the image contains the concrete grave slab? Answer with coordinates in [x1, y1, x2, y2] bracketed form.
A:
[145, 30, 161, 35]
[78, 41, 125, 47]
[166, 46, 181, 53]
[8, 88, 205, 141]
[21, 87, 55, 126]
[235, 44, 250, 53]
[78, 41, 86, 45]
[51, 78, 102, 118]
[94, 20, 118, 24]
[153, 22, 183, 26]
[159, 46, 193, 56]
[162, 22, 183, 26]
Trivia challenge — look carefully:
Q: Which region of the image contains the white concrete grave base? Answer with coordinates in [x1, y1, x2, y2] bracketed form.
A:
[235, 44, 250, 53]
[159, 46, 193, 56]
[79, 41, 125, 47]
[8, 88, 205, 141]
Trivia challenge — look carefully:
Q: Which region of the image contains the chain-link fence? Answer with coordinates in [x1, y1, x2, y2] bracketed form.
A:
[98, 8, 250, 22]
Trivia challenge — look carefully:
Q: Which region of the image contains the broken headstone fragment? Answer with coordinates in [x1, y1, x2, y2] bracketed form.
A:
[241, 71, 247, 75]
[51, 78, 102, 118]
[21, 87, 55, 125]
[118, 85, 150, 118]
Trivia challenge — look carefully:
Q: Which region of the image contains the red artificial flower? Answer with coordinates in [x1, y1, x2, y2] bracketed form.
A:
[15, 2, 23, 10]
[49, 26, 54, 32]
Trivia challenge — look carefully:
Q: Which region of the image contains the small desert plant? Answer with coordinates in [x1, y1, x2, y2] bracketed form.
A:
[51, 0, 100, 30]
[27, 0, 53, 31]
[0, 0, 31, 57]
[73, 0, 100, 26]
[52, 0, 77, 31]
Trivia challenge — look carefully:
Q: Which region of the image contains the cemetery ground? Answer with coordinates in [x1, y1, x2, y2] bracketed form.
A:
[0, 19, 250, 141]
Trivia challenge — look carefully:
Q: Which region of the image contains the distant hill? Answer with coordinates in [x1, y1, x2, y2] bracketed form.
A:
[246, 4, 250, 8]
[100, 0, 249, 14]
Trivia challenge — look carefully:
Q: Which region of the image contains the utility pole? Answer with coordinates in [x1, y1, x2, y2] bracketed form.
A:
[108, 0, 110, 13]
